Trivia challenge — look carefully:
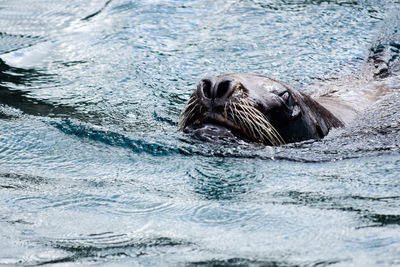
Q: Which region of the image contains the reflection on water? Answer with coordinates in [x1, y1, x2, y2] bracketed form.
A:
[0, 59, 78, 118]
[0, 0, 400, 266]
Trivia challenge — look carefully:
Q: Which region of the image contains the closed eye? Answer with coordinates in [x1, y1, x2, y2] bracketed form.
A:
[279, 91, 294, 107]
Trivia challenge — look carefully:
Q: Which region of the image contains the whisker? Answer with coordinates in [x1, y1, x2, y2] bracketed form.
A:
[179, 92, 285, 146]
[179, 99, 200, 129]
[231, 100, 285, 145]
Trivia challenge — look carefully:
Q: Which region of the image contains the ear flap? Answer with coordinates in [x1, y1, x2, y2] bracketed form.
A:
[292, 105, 301, 118]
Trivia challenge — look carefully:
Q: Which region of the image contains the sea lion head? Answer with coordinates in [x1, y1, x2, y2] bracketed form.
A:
[179, 73, 343, 145]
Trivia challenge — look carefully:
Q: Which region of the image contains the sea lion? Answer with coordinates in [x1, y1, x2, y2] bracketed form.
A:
[179, 37, 400, 146]
[179, 73, 344, 145]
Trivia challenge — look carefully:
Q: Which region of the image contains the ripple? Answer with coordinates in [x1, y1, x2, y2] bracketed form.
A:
[8, 190, 176, 217]
[0, 0, 116, 38]
[8, 196, 50, 212]
[40, 194, 117, 210]
[188, 203, 258, 226]
[42, 193, 175, 216]
[0, 119, 61, 166]
[0, 172, 47, 190]
[43, 232, 191, 263]
[110, 199, 174, 215]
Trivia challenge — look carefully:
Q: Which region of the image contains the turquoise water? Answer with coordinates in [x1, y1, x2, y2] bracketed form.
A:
[1, 0, 400, 266]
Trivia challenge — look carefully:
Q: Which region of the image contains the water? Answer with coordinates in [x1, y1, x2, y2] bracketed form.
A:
[1, 0, 400, 266]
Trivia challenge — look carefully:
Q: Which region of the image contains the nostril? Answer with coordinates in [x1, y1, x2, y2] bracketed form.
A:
[216, 80, 231, 99]
[199, 78, 232, 100]
[201, 79, 213, 99]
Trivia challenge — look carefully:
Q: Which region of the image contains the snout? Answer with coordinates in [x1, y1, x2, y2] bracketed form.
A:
[196, 77, 236, 109]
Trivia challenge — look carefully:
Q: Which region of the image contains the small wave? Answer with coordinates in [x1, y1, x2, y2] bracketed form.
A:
[0, 172, 47, 190]
[50, 118, 187, 157]
[42, 232, 190, 264]
[363, 213, 400, 227]
[0, 233, 190, 266]
[48, 117, 398, 163]
[81, 0, 112, 21]
[187, 257, 298, 267]
[153, 111, 177, 126]
[0, 32, 43, 55]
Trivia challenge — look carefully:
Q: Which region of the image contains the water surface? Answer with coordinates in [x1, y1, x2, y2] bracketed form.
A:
[0, 0, 400, 266]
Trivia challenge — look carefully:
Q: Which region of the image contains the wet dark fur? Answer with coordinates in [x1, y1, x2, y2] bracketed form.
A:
[179, 74, 344, 145]
[267, 91, 344, 144]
